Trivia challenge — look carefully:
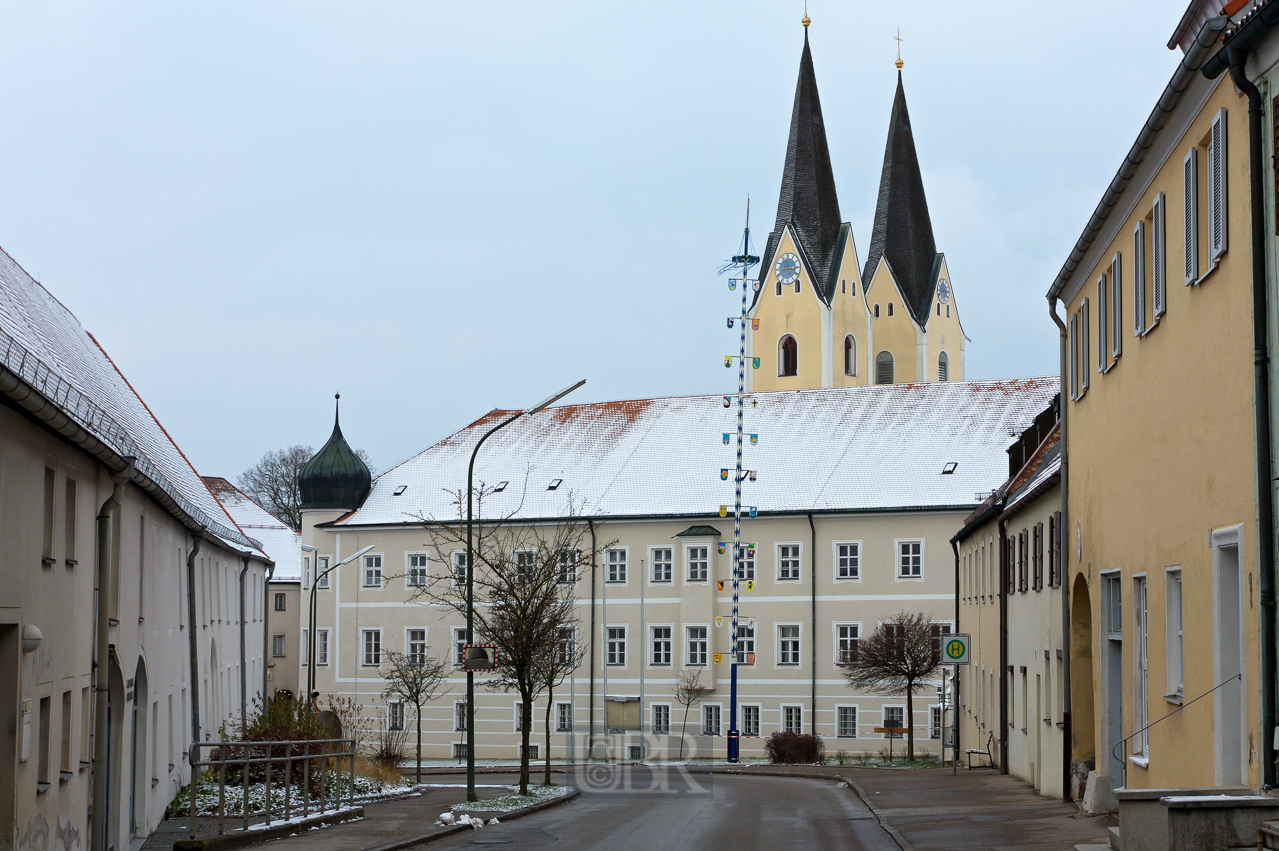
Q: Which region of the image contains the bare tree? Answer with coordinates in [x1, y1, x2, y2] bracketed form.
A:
[838, 611, 942, 761]
[380, 648, 449, 785]
[237, 445, 375, 529]
[536, 586, 584, 785]
[411, 488, 608, 795]
[672, 668, 709, 760]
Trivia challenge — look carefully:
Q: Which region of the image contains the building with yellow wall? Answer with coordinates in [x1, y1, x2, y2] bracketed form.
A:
[748, 23, 966, 392]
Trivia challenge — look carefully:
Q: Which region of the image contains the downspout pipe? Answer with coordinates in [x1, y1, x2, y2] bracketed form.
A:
[808, 513, 817, 725]
[91, 459, 132, 851]
[998, 515, 1009, 775]
[951, 538, 961, 762]
[1049, 298, 1073, 800]
[588, 518, 597, 757]
[239, 553, 251, 731]
[186, 530, 206, 749]
[262, 562, 276, 702]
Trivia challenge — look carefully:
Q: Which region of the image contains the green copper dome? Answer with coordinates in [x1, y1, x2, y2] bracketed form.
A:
[298, 395, 371, 511]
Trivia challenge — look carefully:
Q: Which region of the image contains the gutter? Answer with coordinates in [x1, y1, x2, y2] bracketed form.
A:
[588, 518, 597, 755]
[239, 552, 251, 730]
[951, 538, 961, 762]
[262, 561, 276, 701]
[1049, 298, 1073, 801]
[1204, 40, 1279, 788]
[186, 530, 206, 750]
[1048, 15, 1229, 299]
[998, 514, 1009, 775]
[91, 460, 132, 851]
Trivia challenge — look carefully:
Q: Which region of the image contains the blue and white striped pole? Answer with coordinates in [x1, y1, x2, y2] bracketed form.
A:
[727, 207, 753, 763]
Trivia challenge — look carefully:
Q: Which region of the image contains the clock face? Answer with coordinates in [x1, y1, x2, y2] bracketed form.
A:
[937, 279, 950, 304]
[776, 253, 801, 285]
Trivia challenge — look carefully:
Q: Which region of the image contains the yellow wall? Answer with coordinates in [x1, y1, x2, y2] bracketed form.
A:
[751, 229, 827, 392]
[865, 259, 923, 384]
[829, 232, 871, 387]
[1063, 77, 1258, 791]
[924, 256, 966, 381]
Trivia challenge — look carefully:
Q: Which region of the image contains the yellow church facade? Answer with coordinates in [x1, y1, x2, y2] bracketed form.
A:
[748, 29, 966, 392]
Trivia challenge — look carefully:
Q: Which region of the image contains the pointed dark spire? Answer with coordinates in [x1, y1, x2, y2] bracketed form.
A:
[862, 72, 938, 325]
[299, 393, 372, 512]
[767, 30, 842, 295]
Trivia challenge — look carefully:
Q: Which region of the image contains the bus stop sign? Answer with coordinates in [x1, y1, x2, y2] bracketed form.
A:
[942, 633, 971, 665]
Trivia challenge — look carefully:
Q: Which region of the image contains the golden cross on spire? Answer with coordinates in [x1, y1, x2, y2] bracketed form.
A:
[895, 28, 904, 70]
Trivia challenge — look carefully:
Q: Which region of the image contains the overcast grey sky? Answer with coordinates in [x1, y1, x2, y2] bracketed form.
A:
[0, 1, 1186, 478]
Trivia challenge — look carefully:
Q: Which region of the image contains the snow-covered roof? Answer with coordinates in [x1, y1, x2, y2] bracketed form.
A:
[203, 478, 301, 580]
[337, 378, 1058, 527]
[0, 246, 262, 554]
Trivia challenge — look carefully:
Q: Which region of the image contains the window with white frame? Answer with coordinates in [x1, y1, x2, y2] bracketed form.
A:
[737, 545, 755, 581]
[651, 626, 672, 665]
[301, 629, 309, 664]
[606, 548, 626, 583]
[1133, 575, 1149, 759]
[274, 592, 287, 612]
[702, 704, 721, 736]
[686, 546, 708, 582]
[317, 557, 330, 589]
[652, 704, 670, 734]
[742, 705, 760, 737]
[362, 628, 382, 666]
[407, 628, 427, 665]
[1166, 568, 1183, 698]
[687, 626, 708, 666]
[363, 554, 383, 588]
[302, 555, 311, 589]
[835, 542, 860, 581]
[271, 634, 286, 658]
[777, 544, 801, 581]
[407, 554, 428, 587]
[557, 627, 576, 667]
[1207, 108, 1228, 263]
[558, 549, 579, 583]
[897, 540, 922, 579]
[454, 701, 467, 732]
[837, 706, 857, 738]
[556, 702, 572, 732]
[514, 550, 535, 583]
[737, 623, 755, 659]
[607, 627, 626, 666]
[651, 548, 672, 583]
[781, 705, 802, 734]
[778, 625, 801, 666]
[835, 623, 859, 666]
[451, 551, 469, 586]
[452, 627, 467, 667]
[315, 629, 329, 666]
[520, 743, 539, 760]
[387, 701, 404, 731]
[883, 705, 904, 738]
[931, 706, 942, 739]
[515, 703, 525, 732]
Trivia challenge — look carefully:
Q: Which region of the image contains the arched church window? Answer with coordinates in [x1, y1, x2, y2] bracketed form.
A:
[779, 336, 798, 377]
[776, 278, 782, 296]
[844, 335, 857, 376]
[887, 303, 894, 317]
[841, 279, 846, 294]
[873, 304, 880, 318]
[938, 351, 950, 382]
[947, 305, 950, 318]
[875, 351, 894, 385]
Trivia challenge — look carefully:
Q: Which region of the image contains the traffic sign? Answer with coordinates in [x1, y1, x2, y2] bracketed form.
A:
[941, 633, 971, 665]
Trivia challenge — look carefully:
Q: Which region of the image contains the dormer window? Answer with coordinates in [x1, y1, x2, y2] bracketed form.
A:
[493, 481, 508, 493]
[393, 485, 407, 496]
[548, 479, 563, 491]
[942, 462, 958, 475]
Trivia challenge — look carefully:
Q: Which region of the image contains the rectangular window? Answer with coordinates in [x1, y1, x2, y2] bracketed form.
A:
[1184, 148, 1200, 284]
[407, 554, 429, 587]
[782, 704, 802, 734]
[737, 624, 755, 659]
[271, 634, 286, 658]
[778, 625, 801, 666]
[837, 705, 858, 738]
[455, 701, 468, 732]
[363, 554, 383, 588]
[1207, 108, 1228, 262]
[453, 628, 467, 667]
[835, 542, 860, 580]
[606, 548, 626, 583]
[60, 690, 72, 774]
[835, 623, 859, 666]
[451, 551, 469, 586]
[317, 557, 330, 589]
[302, 555, 311, 590]
[778, 544, 801, 581]
[651, 626, 672, 666]
[737, 545, 755, 581]
[514, 550, 535, 583]
[651, 548, 673, 583]
[687, 626, 708, 666]
[515, 703, 525, 732]
[1134, 575, 1149, 758]
[362, 629, 382, 666]
[931, 706, 942, 739]
[1166, 568, 1183, 698]
[743, 705, 760, 737]
[315, 629, 329, 666]
[1018, 530, 1028, 593]
[556, 702, 572, 732]
[274, 592, 286, 612]
[883, 705, 905, 738]
[301, 629, 309, 665]
[387, 701, 404, 732]
[64, 478, 76, 565]
[80, 687, 91, 763]
[1048, 513, 1058, 588]
[702, 704, 721, 736]
[38, 696, 51, 786]
[407, 629, 427, 665]
[607, 627, 626, 666]
[897, 540, 922, 579]
[557, 627, 575, 667]
[686, 546, 708, 582]
[1033, 523, 1043, 591]
[42, 467, 55, 565]
[558, 549, 579, 583]
[652, 704, 671, 734]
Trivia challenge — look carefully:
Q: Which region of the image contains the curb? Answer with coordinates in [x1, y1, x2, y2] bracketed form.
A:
[363, 787, 582, 851]
[172, 808, 365, 851]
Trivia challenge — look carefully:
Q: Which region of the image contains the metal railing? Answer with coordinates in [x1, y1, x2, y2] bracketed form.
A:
[187, 739, 356, 838]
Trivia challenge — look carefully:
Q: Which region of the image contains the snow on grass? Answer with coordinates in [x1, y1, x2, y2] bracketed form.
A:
[450, 784, 573, 813]
[170, 770, 412, 817]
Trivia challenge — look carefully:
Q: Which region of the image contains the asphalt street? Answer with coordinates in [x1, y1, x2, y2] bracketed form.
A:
[423, 768, 900, 851]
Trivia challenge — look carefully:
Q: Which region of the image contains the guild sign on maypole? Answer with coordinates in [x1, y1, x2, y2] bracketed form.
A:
[719, 200, 760, 762]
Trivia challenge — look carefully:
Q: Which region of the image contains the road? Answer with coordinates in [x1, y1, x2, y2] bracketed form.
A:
[423, 768, 900, 851]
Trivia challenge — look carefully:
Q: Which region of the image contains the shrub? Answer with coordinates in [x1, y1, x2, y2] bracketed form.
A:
[833, 749, 849, 766]
[764, 732, 826, 764]
[371, 723, 407, 769]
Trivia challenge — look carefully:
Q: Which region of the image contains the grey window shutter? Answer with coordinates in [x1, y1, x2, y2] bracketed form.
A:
[1069, 313, 1078, 399]
[1097, 275, 1108, 371]
[1209, 108, 1227, 261]
[1184, 148, 1198, 285]
[1133, 222, 1145, 335]
[1081, 299, 1090, 391]
[1152, 192, 1166, 318]
[875, 351, 894, 385]
[1111, 253, 1122, 358]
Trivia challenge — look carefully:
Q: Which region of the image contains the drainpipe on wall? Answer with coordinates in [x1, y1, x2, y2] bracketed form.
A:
[91, 459, 132, 851]
[951, 539, 961, 761]
[588, 518, 597, 756]
[186, 530, 206, 749]
[239, 553, 250, 731]
[808, 514, 817, 725]
[1049, 298, 1073, 800]
[998, 515, 1009, 776]
[262, 562, 275, 701]
[1226, 49, 1278, 789]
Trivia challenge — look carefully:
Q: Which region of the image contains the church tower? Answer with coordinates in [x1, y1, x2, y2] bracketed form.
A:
[748, 22, 967, 391]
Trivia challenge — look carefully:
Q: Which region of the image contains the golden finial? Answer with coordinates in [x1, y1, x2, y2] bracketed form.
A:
[802, 0, 809, 28]
[895, 28, 904, 70]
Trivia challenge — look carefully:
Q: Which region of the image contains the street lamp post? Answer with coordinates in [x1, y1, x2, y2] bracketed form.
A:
[308, 544, 376, 697]
[465, 379, 586, 802]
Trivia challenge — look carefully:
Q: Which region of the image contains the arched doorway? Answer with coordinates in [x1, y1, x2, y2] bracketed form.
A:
[130, 657, 149, 840]
[1070, 575, 1095, 769]
[778, 336, 798, 377]
[106, 653, 125, 851]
